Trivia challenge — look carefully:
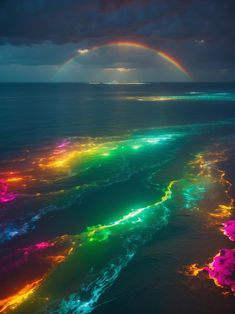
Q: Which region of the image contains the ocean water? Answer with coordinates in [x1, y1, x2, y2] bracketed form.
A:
[0, 83, 235, 314]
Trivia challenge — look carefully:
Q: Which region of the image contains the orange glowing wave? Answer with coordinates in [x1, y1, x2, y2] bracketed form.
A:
[0, 279, 43, 313]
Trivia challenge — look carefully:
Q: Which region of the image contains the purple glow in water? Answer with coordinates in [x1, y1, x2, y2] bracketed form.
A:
[223, 220, 235, 242]
[0, 179, 16, 203]
[22, 241, 53, 255]
[57, 139, 71, 149]
[204, 249, 235, 294]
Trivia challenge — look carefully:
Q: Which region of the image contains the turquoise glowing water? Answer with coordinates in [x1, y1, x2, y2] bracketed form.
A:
[0, 83, 235, 314]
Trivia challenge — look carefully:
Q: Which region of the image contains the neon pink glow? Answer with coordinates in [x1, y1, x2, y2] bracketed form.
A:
[57, 139, 71, 149]
[0, 179, 16, 203]
[204, 249, 235, 294]
[222, 220, 235, 242]
[21, 241, 54, 255]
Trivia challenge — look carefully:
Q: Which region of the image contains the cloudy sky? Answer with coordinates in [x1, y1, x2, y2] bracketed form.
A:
[0, 0, 234, 82]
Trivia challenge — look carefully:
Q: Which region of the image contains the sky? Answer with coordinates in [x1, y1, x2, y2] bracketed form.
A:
[0, 0, 234, 82]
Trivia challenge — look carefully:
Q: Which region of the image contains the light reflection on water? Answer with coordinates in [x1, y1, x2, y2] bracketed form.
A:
[0, 83, 235, 314]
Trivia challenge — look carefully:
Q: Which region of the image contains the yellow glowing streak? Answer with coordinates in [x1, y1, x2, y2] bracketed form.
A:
[127, 96, 173, 102]
[185, 263, 204, 277]
[209, 204, 233, 218]
[6, 176, 23, 183]
[39, 148, 94, 169]
[191, 151, 234, 219]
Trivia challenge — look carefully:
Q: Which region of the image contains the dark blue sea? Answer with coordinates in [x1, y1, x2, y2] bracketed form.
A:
[0, 83, 235, 314]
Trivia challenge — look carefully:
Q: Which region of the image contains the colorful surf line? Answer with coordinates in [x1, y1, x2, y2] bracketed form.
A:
[185, 150, 235, 295]
[1, 136, 235, 313]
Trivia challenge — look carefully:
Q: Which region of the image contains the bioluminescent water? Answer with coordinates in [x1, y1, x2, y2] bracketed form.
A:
[125, 91, 235, 102]
[0, 83, 235, 314]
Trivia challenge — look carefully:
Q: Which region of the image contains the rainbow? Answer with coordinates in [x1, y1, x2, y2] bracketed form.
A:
[58, 41, 192, 79]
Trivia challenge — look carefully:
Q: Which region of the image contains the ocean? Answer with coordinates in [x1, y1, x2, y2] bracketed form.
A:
[0, 83, 235, 314]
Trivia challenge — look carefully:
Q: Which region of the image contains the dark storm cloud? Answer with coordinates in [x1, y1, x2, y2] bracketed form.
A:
[0, 0, 169, 44]
[0, 0, 233, 45]
[0, 0, 234, 81]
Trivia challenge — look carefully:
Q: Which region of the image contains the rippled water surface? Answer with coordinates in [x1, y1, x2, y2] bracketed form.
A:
[0, 83, 235, 314]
